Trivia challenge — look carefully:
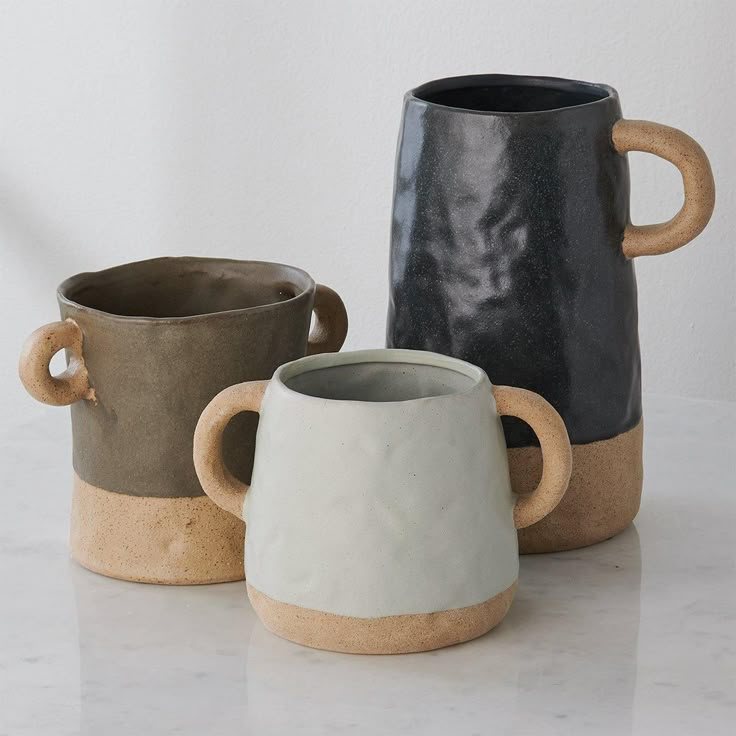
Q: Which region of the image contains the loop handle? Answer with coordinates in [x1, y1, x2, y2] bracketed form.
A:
[19, 319, 95, 406]
[193, 381, 268, 520]
[307, 284, 348, 355]
[612, 119, 715, 258]
[492, 385, 572, 529]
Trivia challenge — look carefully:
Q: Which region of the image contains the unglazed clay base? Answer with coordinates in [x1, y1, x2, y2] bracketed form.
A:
[510, 421, 643, 554]
[247, 582, 517, 654]
[70, 474, 245, 584]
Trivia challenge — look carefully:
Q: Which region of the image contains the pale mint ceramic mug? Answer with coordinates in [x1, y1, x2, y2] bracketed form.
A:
[193, 349, 572, 654]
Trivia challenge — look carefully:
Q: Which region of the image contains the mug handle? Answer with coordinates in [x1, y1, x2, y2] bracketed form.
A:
[19, 319, 96, 406]
[193, 380, 269, 520]
[492, 385, 572, 529]
[307, 284, 348, 355]
[612, 119, 715, 258]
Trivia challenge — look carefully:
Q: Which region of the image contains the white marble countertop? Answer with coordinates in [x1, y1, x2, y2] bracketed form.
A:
[1, 394, 734, 735]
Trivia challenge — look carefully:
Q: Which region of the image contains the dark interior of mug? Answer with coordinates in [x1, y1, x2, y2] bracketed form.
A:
[285, 361, 476, 402]
[60, 258, 312, 318]
[414, 75, 609, 113]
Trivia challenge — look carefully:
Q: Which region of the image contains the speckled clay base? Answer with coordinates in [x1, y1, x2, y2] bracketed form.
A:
[510, 421, 643, 554]
[247, 582, 517, 654]
[70, 474, 245, 584]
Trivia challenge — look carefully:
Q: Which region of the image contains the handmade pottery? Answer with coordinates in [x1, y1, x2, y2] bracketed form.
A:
[19, 257, 348, 584]
[193, 349, 572, 654]
[387, 74, 715, 553]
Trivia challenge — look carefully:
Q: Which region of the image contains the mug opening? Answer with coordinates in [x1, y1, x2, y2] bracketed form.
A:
[413, 74, 611, 114]
[279, 350, 485, 403]
[58, 257, 314, 320]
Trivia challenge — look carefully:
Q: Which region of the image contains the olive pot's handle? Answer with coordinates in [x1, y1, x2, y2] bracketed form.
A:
[307, 284, 348, 355]
[492, 385, 572, 529]
[193, 381, 268, 520]
[19, 318, 96, 406]
[612, 119, 715, 258]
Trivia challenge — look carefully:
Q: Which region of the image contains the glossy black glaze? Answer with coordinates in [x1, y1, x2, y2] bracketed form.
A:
[387, 75, 642, 447]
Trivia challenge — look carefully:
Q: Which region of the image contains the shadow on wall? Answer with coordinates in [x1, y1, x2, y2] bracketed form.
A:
[0, 176, 86, 281]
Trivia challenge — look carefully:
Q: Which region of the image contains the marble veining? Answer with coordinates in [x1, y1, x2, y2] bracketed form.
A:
[1, 394, 734, 735]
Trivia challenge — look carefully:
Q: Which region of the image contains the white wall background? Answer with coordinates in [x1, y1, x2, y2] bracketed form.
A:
[1, 0, 734, 418]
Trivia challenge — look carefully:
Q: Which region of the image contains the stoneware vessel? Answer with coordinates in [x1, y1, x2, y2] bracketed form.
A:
[387, 74, 715, 553]
[193, 349, 572, 654]
[19, 257, 348, 584]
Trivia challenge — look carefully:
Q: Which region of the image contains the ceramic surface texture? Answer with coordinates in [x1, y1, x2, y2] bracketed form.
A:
[193, 348, 571, 653]
[244, 351, 519, 618]
[386, 74, 714, 552]
[246, 581, 517, 655]
[512, 420, 644, 553]
[58, 258, 337, 498]
[3, 394, 734, 735]
[388, 75, 637, 447]
[18, 257, 348, 583]
[70, 474, 245, 585]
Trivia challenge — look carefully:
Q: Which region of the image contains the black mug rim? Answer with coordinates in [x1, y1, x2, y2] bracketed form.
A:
[409, 74, 617, 116]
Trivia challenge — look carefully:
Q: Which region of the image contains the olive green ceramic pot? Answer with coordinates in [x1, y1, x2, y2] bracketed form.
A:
[19, 257, 348, 584]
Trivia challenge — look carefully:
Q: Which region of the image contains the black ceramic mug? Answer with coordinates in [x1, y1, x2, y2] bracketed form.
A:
[19, 257, 348, 584]
[387, 74, 715, 553]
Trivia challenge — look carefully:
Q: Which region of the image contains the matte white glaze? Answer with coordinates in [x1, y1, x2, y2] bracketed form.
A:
[244, 349, 519, 619]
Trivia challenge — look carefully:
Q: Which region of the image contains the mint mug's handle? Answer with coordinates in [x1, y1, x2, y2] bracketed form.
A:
[307, 284, 348, 355]
[612, 119, 715, 258]
[492, 386, 572, 529]
[193, 380, 269, 520]
[19, 318, 96, 406]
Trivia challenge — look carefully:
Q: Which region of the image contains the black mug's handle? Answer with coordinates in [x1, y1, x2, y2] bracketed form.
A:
[612, 119, 715, 258]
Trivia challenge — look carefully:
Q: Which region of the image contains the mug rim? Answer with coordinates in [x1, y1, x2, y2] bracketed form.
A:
[274, 348, 488, 406]
[57, 256, 316, 324]
[408, 73, 617, 117]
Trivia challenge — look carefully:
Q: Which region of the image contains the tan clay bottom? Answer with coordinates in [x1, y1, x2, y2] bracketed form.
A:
[247, 581, 517, 654]
[71, 474, 245, 584]
[510, 420, 643, 554]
